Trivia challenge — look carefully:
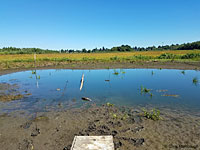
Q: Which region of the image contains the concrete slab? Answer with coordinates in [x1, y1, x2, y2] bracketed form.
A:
[71, 136, 114, 150]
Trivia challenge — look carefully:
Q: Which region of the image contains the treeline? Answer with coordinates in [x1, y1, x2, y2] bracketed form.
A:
[0, 47, 59, 54]
[1, 41, 200, 54]
[62, 41, 200, 53]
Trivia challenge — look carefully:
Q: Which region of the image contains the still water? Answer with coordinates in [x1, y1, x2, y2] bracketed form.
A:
[0, 69, 200, 114]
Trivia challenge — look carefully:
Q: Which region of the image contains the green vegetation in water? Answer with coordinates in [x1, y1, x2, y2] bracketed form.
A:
[0, 94, 24, 102]
[142, 108, 162, 121]
[36, 75, 40, 79]
[151, 71, 154, 75]
[193, 77, 199, 85]
[150, 93, 153, 98]
[120, 69, 126, 74]
[140, 86, 153, 98]
[32, 70, 36, 74]
[140, 85, 151, 93]
[113, 70, 119, 75]
[113, 69, 126, 76]
[181, 70, 185, 75]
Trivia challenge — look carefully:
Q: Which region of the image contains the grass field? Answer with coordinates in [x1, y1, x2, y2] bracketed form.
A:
[0, 50, 200, 70]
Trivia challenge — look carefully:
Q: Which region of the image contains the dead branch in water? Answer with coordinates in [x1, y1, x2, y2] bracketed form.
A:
[80, 74, 84, 91]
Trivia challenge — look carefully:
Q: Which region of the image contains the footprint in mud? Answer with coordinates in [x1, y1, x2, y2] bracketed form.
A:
[18, 139, 33, 150]
[116, 137, 145, 147]
[20, 121, 32, 129]
[31, 126, 40, 137]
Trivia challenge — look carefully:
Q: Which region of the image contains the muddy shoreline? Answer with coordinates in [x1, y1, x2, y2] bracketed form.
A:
[0, 105, 200, 150]
[0, 61, 200, 150]
[0, 61, 200, 76]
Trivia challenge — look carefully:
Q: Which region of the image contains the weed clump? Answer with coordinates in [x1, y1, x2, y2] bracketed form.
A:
[140, 85, 153, 97]
[157, 53, 177, 59]
[32, 70, 36, 74]
[181, 71, 185, 75]
[193, 77, 199, 85]
[106, 102, 114, 107]
[142, 108, 162, 121]
[113, 70, 119, 75]
[181, 53, 200, 59]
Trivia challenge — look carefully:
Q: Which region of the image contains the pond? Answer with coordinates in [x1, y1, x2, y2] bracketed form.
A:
[0, 69, 200, 115]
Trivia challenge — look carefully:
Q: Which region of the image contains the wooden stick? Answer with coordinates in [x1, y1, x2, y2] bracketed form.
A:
[80, 74, 84, 91]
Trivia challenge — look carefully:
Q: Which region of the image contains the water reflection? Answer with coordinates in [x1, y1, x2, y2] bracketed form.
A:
[0, 69, 200, 114]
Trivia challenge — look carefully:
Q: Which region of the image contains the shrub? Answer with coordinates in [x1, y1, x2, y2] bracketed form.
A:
[110, 56, 120, 61]
[181, 53, 200, 59]
[157, 53, 177, 59]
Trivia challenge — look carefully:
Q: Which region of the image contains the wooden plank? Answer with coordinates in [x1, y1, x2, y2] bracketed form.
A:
[71, 136, 114, 150]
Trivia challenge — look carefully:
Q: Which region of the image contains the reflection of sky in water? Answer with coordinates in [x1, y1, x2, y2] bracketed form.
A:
[0, 69, 200, 114]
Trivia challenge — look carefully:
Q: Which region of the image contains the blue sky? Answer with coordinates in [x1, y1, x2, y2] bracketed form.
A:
[0, 0, 200, 50]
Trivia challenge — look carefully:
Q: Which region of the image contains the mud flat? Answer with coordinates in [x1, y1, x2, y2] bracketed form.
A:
[0, 104, 200, 150]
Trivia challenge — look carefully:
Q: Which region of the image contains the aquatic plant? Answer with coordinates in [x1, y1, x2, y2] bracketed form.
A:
[142, 108, 162, 121]
[150, 93, 153, 98]
[193, 77, 199, 85]
[181, 70, 185, 75]
[113, 70, 119, 75]
[151, 71, 154, 75]
[119, 69, 126, 74]
[140, 86, 153, 98]
[32, 70, 36, 74]
[106, 102, 114, 107]
[140, 85, 151, 93]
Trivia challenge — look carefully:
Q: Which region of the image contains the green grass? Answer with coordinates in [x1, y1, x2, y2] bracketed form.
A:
[1, 51, 200, 70]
